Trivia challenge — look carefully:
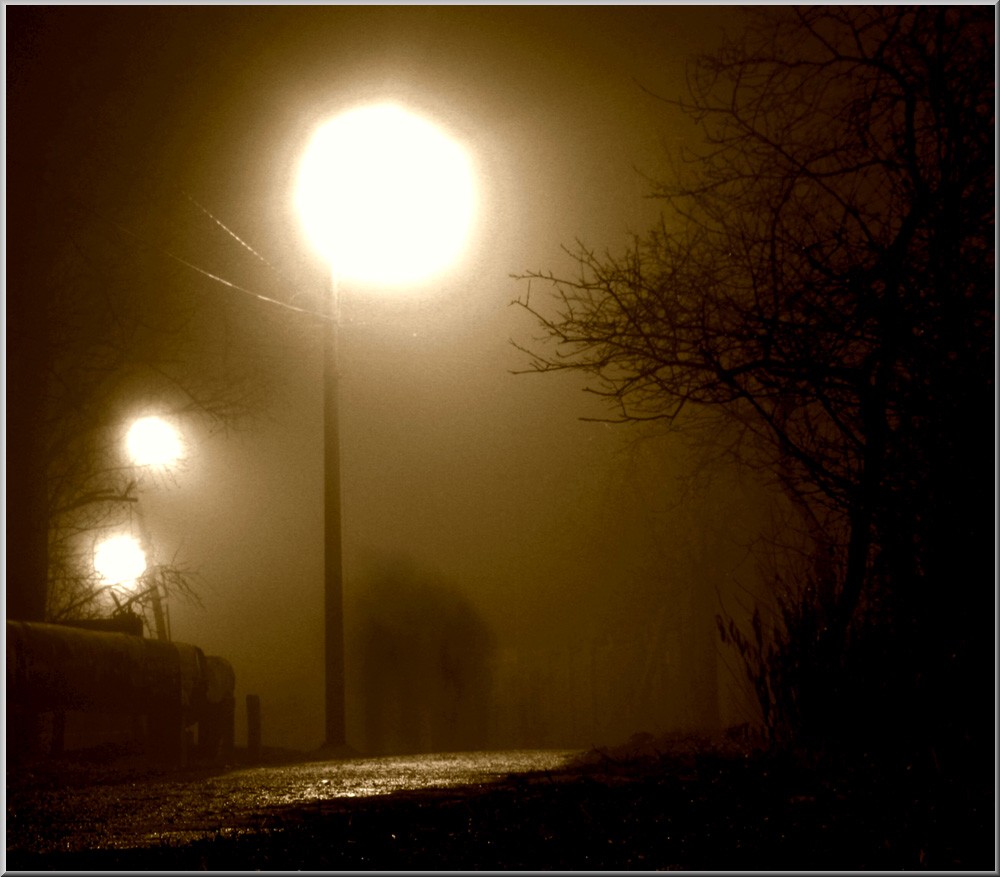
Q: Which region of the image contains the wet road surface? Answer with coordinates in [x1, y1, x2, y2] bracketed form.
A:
[7, 740, 992, 870]
[6, 749, 578, 857]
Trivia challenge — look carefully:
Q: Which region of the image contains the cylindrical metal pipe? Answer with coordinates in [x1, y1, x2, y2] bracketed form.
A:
[6, 620, 183, 713]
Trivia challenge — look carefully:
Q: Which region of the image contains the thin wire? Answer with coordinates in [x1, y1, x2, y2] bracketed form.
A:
[99, 210, 330, 322]
[182, 190, 286, 280]
[181, 191, 318, 310]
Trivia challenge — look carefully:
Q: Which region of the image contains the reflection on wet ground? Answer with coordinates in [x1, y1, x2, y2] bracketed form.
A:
[8, 740, 992, 870]
[7, 750, 578, 855]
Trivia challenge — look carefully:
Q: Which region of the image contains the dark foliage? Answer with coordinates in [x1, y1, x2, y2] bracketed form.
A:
[514, 6, 994, 770]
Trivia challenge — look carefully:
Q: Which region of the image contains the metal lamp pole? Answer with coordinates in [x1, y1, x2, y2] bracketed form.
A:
[296, 105, 475, 753]
[133, 508, 169, 641]
[323, 274, 346, 749]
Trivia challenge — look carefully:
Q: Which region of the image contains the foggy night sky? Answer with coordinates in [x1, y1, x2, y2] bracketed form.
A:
[8, 5, 772, 752]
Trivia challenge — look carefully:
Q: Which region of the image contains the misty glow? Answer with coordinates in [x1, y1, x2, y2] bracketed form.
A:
[295, 103, 475, 286]
[126, 416, 183, 467]
[94, 535, 146, 586]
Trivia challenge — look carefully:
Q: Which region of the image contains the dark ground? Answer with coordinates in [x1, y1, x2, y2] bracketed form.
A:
[5, 730, 996, 871]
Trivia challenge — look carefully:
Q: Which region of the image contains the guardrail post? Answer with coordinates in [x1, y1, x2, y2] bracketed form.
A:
[221, 696, 236, 761]
[246, 694, 261, 762]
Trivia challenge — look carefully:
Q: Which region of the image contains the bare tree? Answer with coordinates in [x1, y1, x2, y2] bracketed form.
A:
[8, 8, 323, 630]
[38, 191, 302, 630]
[514, 7, 993, 752]
[8, 105, 309, 631]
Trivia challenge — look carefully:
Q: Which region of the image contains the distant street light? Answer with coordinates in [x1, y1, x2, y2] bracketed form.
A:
[93, 533, 147, 586]
[126, 415, 184, 468]
[120, 414, 186, 639]
[294, 102, 476, 750]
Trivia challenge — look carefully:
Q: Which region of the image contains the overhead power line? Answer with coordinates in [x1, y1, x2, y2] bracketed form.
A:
[85, 199, 329, 322]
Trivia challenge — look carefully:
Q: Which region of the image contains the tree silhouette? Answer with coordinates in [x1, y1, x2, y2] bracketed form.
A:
[514, 7, 993, 758]
[354, 555, 496, 755]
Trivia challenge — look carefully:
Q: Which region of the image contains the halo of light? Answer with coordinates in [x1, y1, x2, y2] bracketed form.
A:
[94, 535, 147, 586]
[126, 416, 183, 467]
[295, 103, 476, 286]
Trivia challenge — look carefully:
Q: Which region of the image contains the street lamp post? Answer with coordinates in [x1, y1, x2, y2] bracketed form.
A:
[295, 102, 475, 751]
[322, 277, 346, 748]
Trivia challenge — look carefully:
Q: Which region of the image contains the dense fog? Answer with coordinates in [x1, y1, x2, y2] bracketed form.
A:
[11, 6, 773, 754]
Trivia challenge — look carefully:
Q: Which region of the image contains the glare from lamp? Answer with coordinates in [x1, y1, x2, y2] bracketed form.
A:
[126, 415, 184, 468]
[295, 103, 476, 286]
[94, 534, 147, 587]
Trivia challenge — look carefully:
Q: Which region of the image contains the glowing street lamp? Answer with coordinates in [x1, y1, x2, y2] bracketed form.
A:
[93, 531, 169, 639]
[296, 103, 475, 287]
[294, 102, 476, 750]
[93, 534, 147, 586]
[121, 414, 185, 639]
[126, 415, 184, 468]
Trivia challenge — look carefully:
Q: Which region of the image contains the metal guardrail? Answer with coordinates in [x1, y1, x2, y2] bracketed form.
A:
[6, 620, 235, 765]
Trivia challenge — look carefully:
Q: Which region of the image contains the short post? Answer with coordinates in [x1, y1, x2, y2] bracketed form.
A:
[221, 696, 236, 762]
[246, 694, 262, 762]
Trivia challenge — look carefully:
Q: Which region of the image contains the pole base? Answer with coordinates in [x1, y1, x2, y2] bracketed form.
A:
[315, 741, 360, 760]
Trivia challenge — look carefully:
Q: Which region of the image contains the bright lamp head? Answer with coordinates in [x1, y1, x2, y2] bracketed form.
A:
[126, 416, 183, 468]
[295, 103, 476, 286]
[94, 534, 147, 586]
